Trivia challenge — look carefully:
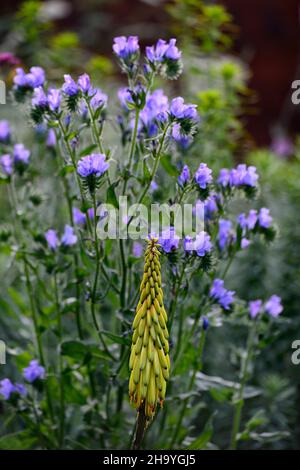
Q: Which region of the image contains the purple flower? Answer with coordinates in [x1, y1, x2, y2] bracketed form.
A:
[73, 207, 86, 225]
[271, 136, 293, 158]
[0, 154, 13, 176]
[238, 210, 257, 231]
[165, 38, 181, 60]
[26, 67, 45, 88]
[0, 120, 11, 142]
[218, 165, 259, 188]
[23, 360, 45, 382]
[218, 219, 233, 250]
[113, 36, 139, 59]
[184, 231, 212, 256]
[87, 207, 95, 220]
[45, 229, 59, 250]
[159, 227, 180, 253]
[217, 168, 230, 187]
[265, 295, 283, 318]
[178, 164, 190, 187]
[133, 241, 143, 258]
[146, 38, 181, 62]
[77, 153, 109, 178]
[118, 87, 134, 109]
[32, 86, 48, 108]
[14, 66, 45, 88]
[78, 73, 91, 94]
[48, 88, 61, 112]
[14, 144, 30, 164]
[0, 52, 20, 65]
[13, 67, 28, 87]
[150, 181, 158, 192]
[0, 378, 16, 400]
[90, 88, 108, 110]
[62, 74, 78, 96]
[170, 97, 198, 121]
[46, 129, 56, 147]
[258, 208, 272, 228]
[249, 299, 262, 318]
[241, 238, 251, 249]
[204, 195, 218, 218]
[61, 225, 77, 246]
[210, 278, 235, 310]
[194, 163, 213, 189]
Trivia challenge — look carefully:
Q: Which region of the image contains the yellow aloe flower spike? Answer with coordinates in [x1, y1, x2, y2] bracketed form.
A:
[129, 237, 170, 424]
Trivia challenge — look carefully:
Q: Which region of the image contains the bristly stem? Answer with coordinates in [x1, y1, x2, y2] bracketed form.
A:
[230, 320, 257, 449]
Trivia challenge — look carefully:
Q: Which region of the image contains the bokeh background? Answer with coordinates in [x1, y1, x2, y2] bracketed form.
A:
[1, 0, 300, 449]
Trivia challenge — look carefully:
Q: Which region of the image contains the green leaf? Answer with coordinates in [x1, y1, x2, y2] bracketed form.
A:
[186, 414, 215, 450]
[160, 154, 178, 177]
[100, 330, 131, 346]
[61, 340, 112, 362]
[0, 431, 37, 450]
[80, 144, 97, 157]
[106, 183, 119, 208]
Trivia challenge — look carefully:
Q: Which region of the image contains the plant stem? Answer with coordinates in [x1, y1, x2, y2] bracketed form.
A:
[122, 108, 140, 195]
[229, 320, 257, 450]
[131, 404, 148, 450]
[170, 329, 206, 448]
[54, 272, 65, 448]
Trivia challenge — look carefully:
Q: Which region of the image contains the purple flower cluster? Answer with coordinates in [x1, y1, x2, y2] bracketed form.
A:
[218, 164, 259, 188]
[0, 120, 11, 143]
[184, 231, 212, 257]
[249, 295, 283, 319]
[45, 225, 77, 250]
[77, 153, 109, 178]
[238, 208, 273, 230]
[0, 154, 13, 176]
[0, 143, 31, 176]
[158, 227, 180, 253]
[14, 144, 30, 164]
[23, 360, 45, 382]
[210, 279, 235, 310]
[139, 89, 169, 136]
[146, 38, 181, 63]
[14, 66, 45, 89]
[0, 378, 27, 401]
[113, 36, 139, 60]
[194, 163, 213, 189]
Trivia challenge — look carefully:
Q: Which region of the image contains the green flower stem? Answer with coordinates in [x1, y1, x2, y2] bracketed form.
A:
[54, 272, 65, 448]
[122, 108, 140, 195]
[170, 328, 207, 449]
[54, 131, 83, 339]
[90, 192, 116, 360]
[230, 320, 258, 450]
[168, 262, 186, 332]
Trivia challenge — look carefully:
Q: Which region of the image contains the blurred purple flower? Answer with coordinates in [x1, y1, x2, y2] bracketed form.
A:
[0, 120, 11, 142]
[32, 86, 48, 108]
[0, 378, 16, 400]
[249, 299, 262, 318]
[23, 360, 45, 382]
[45, 229, 59, 250]
[118, 87, 134, 109]
[178, 164, 190, 187]
[210, 278, 235, 310]
[241, 238, 251, 249]
[78, 73, 91, 94]
[48, 88, 61, 112]
[271, 136, 293, 158]
[170, 97, 198, 121]
[218, 219, 233, 250]
[0, 52, 20, 65]
[61, 225, 77, 246]
[265, 295, 283, 318]
[258, 208, 272, 228]
[46, 129, 56, 147]
[159, 227, 180, 253]
[0, 154, 13, 176]
[184, 231, 212, 256]
[14, 144, 30, 164]
[133, 241, 143, 258]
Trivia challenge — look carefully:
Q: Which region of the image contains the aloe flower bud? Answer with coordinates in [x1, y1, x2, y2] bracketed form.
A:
[129, 238, 170, 421]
